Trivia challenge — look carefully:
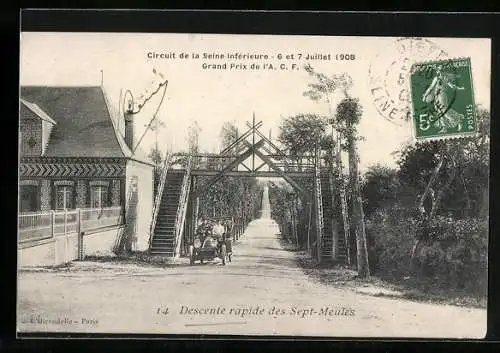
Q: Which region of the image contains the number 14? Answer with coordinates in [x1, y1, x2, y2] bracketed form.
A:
[156, 307, 169, 315]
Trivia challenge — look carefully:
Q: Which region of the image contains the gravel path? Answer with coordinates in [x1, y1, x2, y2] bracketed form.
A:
[17, 217, 486, 338]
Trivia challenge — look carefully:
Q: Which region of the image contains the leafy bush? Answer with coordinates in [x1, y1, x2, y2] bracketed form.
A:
[365, 208, 417, 278]
[367, 208, 488, 295]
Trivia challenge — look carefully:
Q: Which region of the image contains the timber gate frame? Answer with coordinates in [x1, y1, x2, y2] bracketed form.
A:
[154, 115, 330, 262]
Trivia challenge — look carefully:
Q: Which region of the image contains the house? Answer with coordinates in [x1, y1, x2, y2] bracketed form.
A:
[18, 86, 155, 251]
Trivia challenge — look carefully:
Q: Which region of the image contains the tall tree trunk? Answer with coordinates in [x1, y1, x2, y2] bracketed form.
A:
[418, 153, 446, 210]
[410, 150, 447, 271]
[429, 157, 458, 219]
[336, 132, 351, 265]
[348, 140, 357, 264]
[349, 137, 370, 278]
[328, 127, 341, 262]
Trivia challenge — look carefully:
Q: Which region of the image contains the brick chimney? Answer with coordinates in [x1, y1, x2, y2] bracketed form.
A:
[124, 101, 134, 151]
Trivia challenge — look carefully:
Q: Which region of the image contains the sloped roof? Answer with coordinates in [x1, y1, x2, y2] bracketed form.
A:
[20, 86, 153, 165]
[100, 87, 152, 165]
[20, 98, 57, 125]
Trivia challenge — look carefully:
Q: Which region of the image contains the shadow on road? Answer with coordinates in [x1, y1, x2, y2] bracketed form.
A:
[75, 253, 190, 269]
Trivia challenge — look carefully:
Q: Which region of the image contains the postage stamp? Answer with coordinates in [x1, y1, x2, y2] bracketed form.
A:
[409, 57, 477, 140]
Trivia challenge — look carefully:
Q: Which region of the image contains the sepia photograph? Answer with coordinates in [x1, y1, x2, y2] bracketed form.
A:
[17, 32, 490, 338]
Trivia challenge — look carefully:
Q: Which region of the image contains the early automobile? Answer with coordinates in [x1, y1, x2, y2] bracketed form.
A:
[189, 220, 229, 266]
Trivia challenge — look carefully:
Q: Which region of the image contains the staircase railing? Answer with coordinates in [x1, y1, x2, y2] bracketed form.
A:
[173, 154, 193, 258]
[314, 148, 324, 263]
[149, 153, 172, 248]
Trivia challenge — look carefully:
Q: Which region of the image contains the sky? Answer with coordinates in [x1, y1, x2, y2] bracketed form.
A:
[19, 33, 491, 172]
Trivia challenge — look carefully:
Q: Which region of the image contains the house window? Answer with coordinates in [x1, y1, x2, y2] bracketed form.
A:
[19, 181, 39, 212]
[56, 186, 73, 210]
[90, 181, 109, 208]
[54, 181, 74, 210]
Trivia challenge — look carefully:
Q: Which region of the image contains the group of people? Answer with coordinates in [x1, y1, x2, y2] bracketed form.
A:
[195, 217, 234, 251]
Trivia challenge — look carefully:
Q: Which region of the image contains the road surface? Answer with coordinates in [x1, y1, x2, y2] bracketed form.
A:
[17, 187, 486, 338]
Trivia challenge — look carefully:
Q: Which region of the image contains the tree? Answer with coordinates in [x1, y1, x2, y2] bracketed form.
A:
[219, 121, 239, 151]
[302, 64, 372, 277]
[278, 113, 331, 172]
[149, 118, 166, 155]
[187, 121, 201, 154]
[148, 145, 164, 166]
[362, 165, 400, 218]
[398, 106, 489, 220]
[335, 97, 370, 278]
[303, 64, 353, 265]
[396, 106, 490, 271]
[186, 121, 202, 168]
[148, 146, 165, 196]
[278, 114, 329, 155]
[268, 181, 297, 243]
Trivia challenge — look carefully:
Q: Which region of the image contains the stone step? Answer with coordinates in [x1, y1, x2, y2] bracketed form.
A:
[158, 213, 178, 218]
[151, 240, 176, 245]
[151, 249, 174, 257]
[154, 237, 175, 241]
[156, 221, 176, 225]
[155, 221, 176, 226]
[156, 218, 177, 223]
[152, 236, 175, 240]
[155, 226, 176, 231]
[160, 203, 180, 207]
[163, 191, 182, 196]
[159, 208, 179, 212]
[154, 232, 176, 237]
[153, 233, 176, 238]
[157, 214, 177, 218]
[156, 219, 176, 223]
[154, 230, 176, 235]
[160, 201, 180, 204]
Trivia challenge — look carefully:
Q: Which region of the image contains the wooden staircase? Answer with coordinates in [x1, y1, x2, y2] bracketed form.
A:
[320, 168, 348, 263]
[150, 169, 185, 256]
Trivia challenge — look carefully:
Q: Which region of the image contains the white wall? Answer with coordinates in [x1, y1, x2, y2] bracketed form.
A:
[83, 226, 125, 257]
[41, 120, 54, 155]
[18, 226, 123, 267]
[125, 160, 154, 251]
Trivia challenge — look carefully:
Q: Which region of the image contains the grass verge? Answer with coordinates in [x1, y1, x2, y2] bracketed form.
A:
[296, 250, 486, 309]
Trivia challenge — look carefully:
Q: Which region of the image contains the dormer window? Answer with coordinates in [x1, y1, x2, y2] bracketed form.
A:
[19, 98, 56, 157]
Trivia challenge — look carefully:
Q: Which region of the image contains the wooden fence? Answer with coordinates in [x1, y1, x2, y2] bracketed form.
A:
[18, 206, 123, 243]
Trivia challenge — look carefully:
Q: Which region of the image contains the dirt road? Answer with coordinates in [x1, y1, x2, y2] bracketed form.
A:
[17, 216, 486, 338]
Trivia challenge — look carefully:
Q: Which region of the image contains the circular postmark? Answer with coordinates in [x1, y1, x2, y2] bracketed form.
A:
[368, 37, 449, 126]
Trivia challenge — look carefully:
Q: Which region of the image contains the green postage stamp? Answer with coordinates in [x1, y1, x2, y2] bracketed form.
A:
[410, 57, 477, 140]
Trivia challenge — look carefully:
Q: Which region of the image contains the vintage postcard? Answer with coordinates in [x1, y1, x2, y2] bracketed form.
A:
[17, 32, 490, 338]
